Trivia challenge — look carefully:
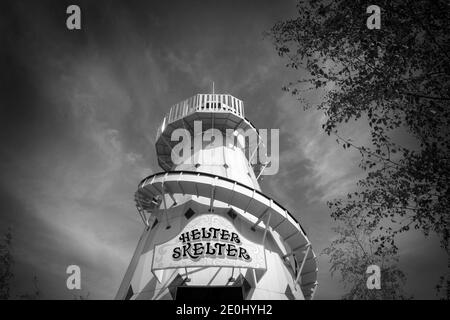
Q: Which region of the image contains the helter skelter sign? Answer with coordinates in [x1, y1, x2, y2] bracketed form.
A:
[151, 214, 266, 277]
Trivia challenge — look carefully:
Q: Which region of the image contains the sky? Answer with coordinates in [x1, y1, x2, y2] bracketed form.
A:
[0, 0, 447, 299]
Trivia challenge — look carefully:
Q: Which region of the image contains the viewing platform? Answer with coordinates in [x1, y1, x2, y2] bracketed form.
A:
[155, 94, 264, 176]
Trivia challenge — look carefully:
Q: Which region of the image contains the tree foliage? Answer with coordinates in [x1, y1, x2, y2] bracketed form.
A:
[0, 230, 42, 300]
[16, 275, 41, 300]
[0, 229, 13, 300]
[268, 0, 449, 299]
[269, 0, 449, 254]
[435, 271, 449, 300]
[322, 214, 411, 299]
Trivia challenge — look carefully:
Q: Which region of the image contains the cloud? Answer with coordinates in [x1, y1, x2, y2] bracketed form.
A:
[266, 92, 368, 205]
[0, 0, 446, 300]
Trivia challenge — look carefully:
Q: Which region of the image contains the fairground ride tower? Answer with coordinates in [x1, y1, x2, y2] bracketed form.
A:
[116, 93, 318, 300]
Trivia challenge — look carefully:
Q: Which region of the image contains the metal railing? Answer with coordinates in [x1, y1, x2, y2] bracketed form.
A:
[157, 94, 245, 138]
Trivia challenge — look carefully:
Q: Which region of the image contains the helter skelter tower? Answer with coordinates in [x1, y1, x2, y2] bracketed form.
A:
[116, 93, 318, 300]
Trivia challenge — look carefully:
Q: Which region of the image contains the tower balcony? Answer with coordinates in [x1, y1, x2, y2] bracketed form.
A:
[155, 94, 265, 177]
[156, 94, 246, 140]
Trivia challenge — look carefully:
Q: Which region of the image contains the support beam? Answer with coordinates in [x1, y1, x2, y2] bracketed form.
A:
[282, 241, 309, 259]
[261, 211, 272, 246]
[177, 172, 186, 195]
[233, 119, 244, 131]
[161, 176, 171, 229]
[184, 267, 191, 282]
[243, 190, 255, 214]
[160, 133, 173, 151]
[228, 267, 235, 283]
[256, 162, 269, 180]
[182, 118, 194, 137]
[251, 203, 271, 231]
[301, 280, 317, 288]
[194, 173, 200, 197]
[310, 284, 318, 300]
[248, 137, 262, 165]
[209, 177, 218, 212]
[135, 199, 149, 227]
[300, 269, 318, 277]
[295, 245, 311, 284]
[158, 156, 172, 171]
[227, 182, 237, 205]
[284, 231, 298, 242]
[164, 183, 177, 206]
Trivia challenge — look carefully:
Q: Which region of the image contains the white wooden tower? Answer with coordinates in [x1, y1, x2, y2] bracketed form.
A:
[116, 93, 318, 300]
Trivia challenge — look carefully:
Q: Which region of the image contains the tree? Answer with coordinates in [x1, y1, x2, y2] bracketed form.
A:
[435, 272, 449, 300]
[0, 228, 89, 299]
[268, 0, 449, 274]
[0, 229, 42, 300]
[322, 213, 411, 299]
[16, 275, 41, 300]
[0, 229, 13, 299]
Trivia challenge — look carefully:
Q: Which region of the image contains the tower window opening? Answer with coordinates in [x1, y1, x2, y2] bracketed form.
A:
[184, 208, 196, 220]
[227, 208, 237, 220]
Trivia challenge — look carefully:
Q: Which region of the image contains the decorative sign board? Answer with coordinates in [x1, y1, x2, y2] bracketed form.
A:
[151, 214, 266, 275]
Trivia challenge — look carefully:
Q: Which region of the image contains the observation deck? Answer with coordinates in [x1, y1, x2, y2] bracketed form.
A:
[155, 94, 265, 176]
